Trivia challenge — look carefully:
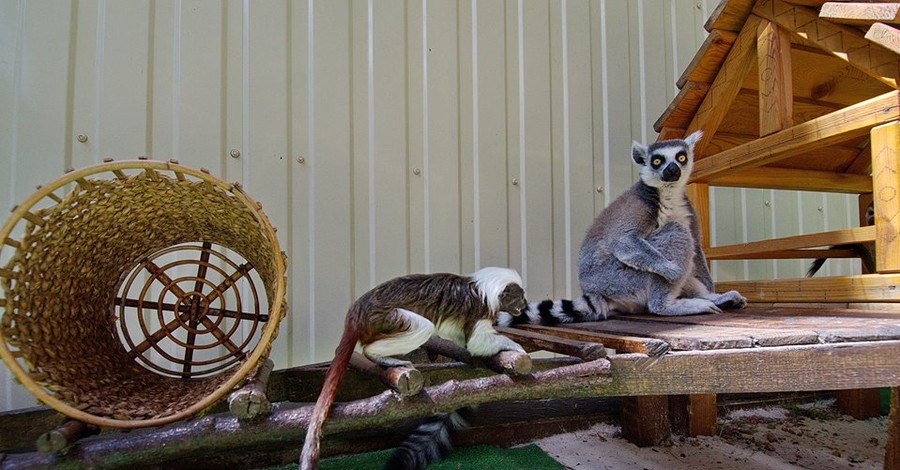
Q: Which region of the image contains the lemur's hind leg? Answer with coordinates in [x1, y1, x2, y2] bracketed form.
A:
[362, 308, 434, 368]
[645, 223, 721, 316]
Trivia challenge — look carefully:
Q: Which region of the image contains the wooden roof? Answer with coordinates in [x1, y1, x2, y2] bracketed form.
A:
[656, 0, 900, 193]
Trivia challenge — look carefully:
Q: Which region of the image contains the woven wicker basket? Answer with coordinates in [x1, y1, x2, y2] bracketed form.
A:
[0, 160, 286, 429]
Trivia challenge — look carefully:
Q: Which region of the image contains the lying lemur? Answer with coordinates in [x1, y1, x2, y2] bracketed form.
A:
[500, 130, 746, 327]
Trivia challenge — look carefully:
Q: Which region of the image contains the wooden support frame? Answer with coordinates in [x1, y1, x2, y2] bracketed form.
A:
[870, 121, 900, 273]
[692, 90, 900, 182]
[706, 225, 875, 260]
[710, 167, 873, 193]
[867, 22, 900, 56]
[757, 20, 793, 136]
[754, 0, 900, 88]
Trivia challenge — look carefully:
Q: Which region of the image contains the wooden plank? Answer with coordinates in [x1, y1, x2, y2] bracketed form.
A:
[688, 15, 762, 157]
[495, 327, 606, 360]
[514, 324, 671, 357]
[604, 341, 900, 396]
[615, 310, 900, 344]
[567, 320, 758, 351]
[757, 20, 794, 136]
[870, 121, 900, 273]
[843, 141, 873, 175]
[705, 0, 756, 33]
[820, 2, 900, 27]
[707, 225, 875, 259]
[676, 29, 738, 89]
[754, 0, 900, 88]
[709, 166, 873, 193]
[657, 127, 687, 141]
[866, 22, 900, 55]
[716, 273, 900, 303]
[707, 248, 859, 260]
[692, 91, 900, 182]
[654, 81, 710, 132]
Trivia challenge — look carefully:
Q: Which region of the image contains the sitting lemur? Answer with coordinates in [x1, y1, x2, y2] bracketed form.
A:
[500, 130, 746, 327]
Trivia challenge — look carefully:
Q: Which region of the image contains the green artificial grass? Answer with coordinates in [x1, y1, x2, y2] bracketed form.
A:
[260, 444, 564, 470]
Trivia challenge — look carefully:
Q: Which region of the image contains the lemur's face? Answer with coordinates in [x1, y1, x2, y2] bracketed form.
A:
[631, 130, 702, 189]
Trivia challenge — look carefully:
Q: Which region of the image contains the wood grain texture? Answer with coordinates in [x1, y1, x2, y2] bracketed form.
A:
[677, 29, 738, 89]
[620, 395, 670, 447]
[709, 166, 873, 193]
[706, 225, 875, 258]
[716, 273, 900, 303]
[705, 0, 756, 33]
[692, 91, 900, 182]
[820, 2, 900, 26]
[888, 387, 900, 470]
[866, 22, 900, 55]
[688, 15, 762, 157]
[754, 0, 900, 88]
[870, 121, 900, 273]
[514, 324, 671, 357]
[757, 20, 794, 136]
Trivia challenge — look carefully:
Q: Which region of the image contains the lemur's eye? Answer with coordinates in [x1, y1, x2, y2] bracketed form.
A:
[651, 158, 663, 167]
[676, 152, 687, 164]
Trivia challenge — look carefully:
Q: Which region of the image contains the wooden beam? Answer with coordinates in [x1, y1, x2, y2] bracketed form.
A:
[688, 15, 762, 158]
[691, 90, 900, 182]
[708, 248, 859, 261]
[709, 166, 873, 193]
[820, 2, 900, 27]
[654, 81, 710, 132]
[705, 0, 755, 33]
[706, 225, 875, 259]
[888, 387, 900, 470]
[757, 20, 794, 136]
[870, 121, 900, 273]
[754, 0, 900, 88]
[866, 22, 900, 55]
[715, 273, 900, 303]
[677, 29, 738, 89]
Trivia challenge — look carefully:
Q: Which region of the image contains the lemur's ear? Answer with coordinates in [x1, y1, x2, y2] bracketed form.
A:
[631, 141, 649, 165]
[684, 130, 704, 149]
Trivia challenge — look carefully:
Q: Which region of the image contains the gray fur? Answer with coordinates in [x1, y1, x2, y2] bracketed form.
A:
[578, 130, 745, 317]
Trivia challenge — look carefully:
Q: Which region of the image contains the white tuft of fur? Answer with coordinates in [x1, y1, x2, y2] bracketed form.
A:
[469, 267, 524, 313]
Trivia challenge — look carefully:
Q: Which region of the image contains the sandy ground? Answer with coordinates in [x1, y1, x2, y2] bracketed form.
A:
[533, 400, 888, 470]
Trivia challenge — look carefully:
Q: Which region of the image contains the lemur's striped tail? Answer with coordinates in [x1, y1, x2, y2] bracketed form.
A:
[496, 294, 607, 327]
[385, 411, 468, 470]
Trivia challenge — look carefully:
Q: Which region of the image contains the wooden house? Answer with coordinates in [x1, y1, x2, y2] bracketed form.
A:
[649, 0, 900, 466]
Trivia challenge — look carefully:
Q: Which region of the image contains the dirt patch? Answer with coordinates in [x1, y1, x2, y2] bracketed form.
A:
[534, 400, 887, 470]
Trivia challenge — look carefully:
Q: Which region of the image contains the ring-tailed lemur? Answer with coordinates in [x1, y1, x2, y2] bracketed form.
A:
[499, 130, 746, 327]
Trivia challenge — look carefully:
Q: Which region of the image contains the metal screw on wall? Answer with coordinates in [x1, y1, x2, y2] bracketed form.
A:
[230, 149, 241, 159]
[512, 178, 519, 186]
[413, 168, 421, 176]
[76, 134, 88, 143]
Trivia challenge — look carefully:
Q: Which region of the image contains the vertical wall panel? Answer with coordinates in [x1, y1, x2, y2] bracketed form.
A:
[0, 1, 870, 412]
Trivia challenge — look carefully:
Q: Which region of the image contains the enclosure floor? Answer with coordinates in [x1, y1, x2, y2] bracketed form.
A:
[533, 399, 887, 470]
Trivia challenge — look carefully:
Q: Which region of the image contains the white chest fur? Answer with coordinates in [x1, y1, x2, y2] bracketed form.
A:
[656, 186, 692, 227]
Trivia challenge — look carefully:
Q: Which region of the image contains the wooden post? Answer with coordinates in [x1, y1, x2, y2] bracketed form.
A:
[870, 121, 900, 273]
[757, 20, 793, 137]
[35, 420, 99, 453]
[229, 358, 275, 420]
[670, 394, 718, 437]
[620, 395, 671, 447]
[887, 387, 899, 470]
[836, 388, 883, 420]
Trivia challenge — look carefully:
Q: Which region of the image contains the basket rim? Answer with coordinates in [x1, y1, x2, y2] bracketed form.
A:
[0, 159, 286, 429]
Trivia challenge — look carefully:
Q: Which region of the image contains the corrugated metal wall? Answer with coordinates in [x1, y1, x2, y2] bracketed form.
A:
[0, 0, 858, 412]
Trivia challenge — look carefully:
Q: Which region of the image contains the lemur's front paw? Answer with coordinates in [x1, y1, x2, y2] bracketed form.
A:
[659, 261, 683, 283]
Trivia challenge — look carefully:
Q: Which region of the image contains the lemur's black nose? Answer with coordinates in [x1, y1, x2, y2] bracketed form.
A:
[661, 162, 681, 182]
